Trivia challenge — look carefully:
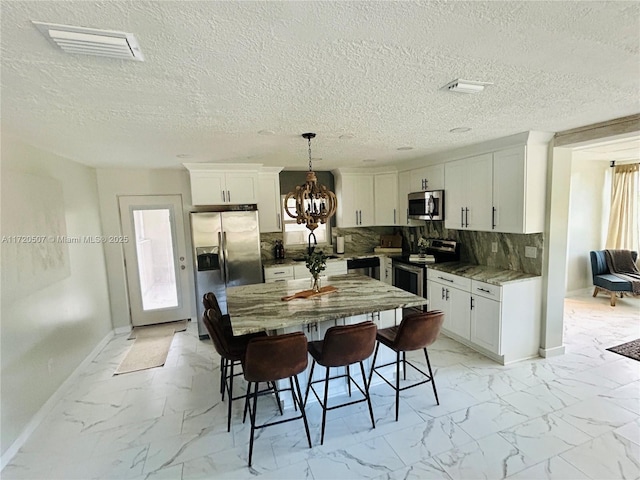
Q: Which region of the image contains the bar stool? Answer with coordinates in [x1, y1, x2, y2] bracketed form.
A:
[304, 322, 377, 445]
[368, 310, 444, 421]
[242, 332, 312, 467]
[202, 308, 281, 432]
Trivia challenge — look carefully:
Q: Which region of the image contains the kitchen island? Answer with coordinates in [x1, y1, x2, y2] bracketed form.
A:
[226, 273, 429, 406]
[226, 272, 428, 336]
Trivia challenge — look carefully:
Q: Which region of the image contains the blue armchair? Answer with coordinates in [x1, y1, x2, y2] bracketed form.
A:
[590, 250, 638, 306]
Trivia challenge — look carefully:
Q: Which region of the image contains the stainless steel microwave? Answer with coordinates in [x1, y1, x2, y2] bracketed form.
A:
[408, 190, 444, 220]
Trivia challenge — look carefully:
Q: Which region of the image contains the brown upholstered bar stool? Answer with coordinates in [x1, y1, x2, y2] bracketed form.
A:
[368, 310, 444, 421]
[202, 308, 281, 432]
[202, 292, 265, 399]
[304, 322, 377, 445]
[242, 332, 312, 467]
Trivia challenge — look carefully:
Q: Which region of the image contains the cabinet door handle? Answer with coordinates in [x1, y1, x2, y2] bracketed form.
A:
[445, 288, 449, 300]
[222, 190, 226, 202]
[461, 207, 464, 228]
[407, 208, 410, 224]
[277, 213, 281, 230]
[441, 287, 445, 299]
[393, 209, 396, 224]
[470, 297, 475, 310]
[227, 190, 231, 202]
[359, 210, 362, 225]
[492, 206, 497, 230]
[465, 208, 469, 228]
[438, 276, 454, 283]
[477, 287, 491, 293]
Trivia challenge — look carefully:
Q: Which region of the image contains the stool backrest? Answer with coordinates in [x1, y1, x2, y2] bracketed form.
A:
[394, 310, 444, 351]
[202, 308, 230, 358]
[203, 292, 222, 315]
[320, 322, 377, 367]
[243, 332, 308, 382]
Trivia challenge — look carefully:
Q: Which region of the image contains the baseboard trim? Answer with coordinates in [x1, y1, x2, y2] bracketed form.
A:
[114, 325, 131, 335]
[539, 345, 566, 358]
[1, 329, 115, 471]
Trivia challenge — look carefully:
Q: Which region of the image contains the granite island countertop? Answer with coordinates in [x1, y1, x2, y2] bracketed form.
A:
[226, 273, 427, 335]
[427, 262, 540, 286]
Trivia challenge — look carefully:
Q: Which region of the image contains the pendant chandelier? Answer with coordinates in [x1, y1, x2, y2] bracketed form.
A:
[283, 132, 338, 233]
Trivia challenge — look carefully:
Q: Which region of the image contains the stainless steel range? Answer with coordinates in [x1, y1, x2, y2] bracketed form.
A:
[391, 239, 460, 301]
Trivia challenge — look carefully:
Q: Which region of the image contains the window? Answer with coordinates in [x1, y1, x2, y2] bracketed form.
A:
[281, 195, 330, 246]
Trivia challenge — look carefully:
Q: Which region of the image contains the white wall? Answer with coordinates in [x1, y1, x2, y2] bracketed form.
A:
[565, 159, 610, 292]
[0, 137, 112, 456]
[95, 168, 196, 329]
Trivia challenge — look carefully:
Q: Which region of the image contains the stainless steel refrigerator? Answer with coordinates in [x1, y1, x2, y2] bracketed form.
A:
[190, 209, 263, 339]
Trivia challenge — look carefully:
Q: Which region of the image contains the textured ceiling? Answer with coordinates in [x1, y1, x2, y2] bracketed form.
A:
[1, 1, 639, 170]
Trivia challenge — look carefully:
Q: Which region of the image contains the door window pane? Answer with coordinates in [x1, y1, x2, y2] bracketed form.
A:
[133, 209, 178, 310]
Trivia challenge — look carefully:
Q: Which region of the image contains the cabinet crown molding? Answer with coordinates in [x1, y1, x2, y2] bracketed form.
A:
[184, 163, 263, 172]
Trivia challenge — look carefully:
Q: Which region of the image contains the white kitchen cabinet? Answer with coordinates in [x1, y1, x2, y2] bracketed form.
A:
[444, 153, 493, 231]
[257, 168, 283, 233]
[398, 170, 423, 226]
[263, 265, 294, 283]
[410, 164, 445, 192]
[335, 173, 374, 227]
[427, 271, 471, 340]
[374, 172, 399, 225]
[185, 164, 259, 205]
[292, 259, 347, 281]
[427, 269, 541, 364]
[492, 145, 546, 233]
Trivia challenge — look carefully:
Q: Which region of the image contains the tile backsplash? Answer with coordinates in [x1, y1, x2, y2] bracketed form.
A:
[261, 223, 543, 275]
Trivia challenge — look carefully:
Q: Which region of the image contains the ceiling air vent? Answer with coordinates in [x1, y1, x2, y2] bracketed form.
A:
[441, 79, 492, 94]
[32, 21, 144, 61]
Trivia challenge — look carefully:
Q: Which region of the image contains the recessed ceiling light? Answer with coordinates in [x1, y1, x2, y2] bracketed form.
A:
[176, 153, 193, 158]
[258, 129, 274, 135]
[449, 127, 472, 133]
[397, 146, 413, 151]
[339, 134, 354, 140]
[441, 78, 492, 94]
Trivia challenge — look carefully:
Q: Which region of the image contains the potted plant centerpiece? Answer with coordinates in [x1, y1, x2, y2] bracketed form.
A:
[417, 237, 429, 258]
[305, 249, 327, 293]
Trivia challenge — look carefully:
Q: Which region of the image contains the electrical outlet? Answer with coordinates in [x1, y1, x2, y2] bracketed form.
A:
[345, 235, 352, 242]
[525, 246, 537, 258]
[491, 242, 498, 253]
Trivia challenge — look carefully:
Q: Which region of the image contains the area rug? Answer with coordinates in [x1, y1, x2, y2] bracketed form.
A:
[114, 319, 188, 375]
[606, 338, 640, 362]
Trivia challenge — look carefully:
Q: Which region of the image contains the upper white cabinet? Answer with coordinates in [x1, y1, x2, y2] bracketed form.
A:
[257, 167, 283, 233]
[409, 164, 445, 192]
[443, 140, 547, 234]
[492, 145, 546, 234]
[445, 153, 493, 231]
[184, 164, 260, 206]
[374, 172, 398, 225]
[334, 172, 374, 227]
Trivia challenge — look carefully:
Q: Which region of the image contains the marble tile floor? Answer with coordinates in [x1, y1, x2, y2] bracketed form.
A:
[3, 291, 639, 480]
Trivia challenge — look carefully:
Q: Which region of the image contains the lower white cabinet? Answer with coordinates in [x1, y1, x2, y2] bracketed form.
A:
[264, 260, 347, 283]
[427, 269, 541, 364]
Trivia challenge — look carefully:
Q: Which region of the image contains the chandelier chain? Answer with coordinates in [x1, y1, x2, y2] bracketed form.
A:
[308, 137, 313, 171]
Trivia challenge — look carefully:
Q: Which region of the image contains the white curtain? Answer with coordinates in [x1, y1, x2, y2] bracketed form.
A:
[605, 163, 640, 253]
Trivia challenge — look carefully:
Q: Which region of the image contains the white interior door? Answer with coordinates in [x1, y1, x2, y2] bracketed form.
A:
[119, 195, 191, 327]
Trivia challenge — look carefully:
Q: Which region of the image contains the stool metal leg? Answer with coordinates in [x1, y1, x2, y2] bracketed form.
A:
[220, 358, 227, 399]
[368, 342, 380, 389]
[293, 375, 313, 449]
[247, 382, 259, 468]
[303, 360, 316, 407]
[346, 365, 352, 397]
[271, 381, 284, 415]
[403, 351, 407, 380]
[320, 366, 330, 445]
[227, 360, 235, 432]
[424, 348, 439, 405]
[360, 360, 375, 429]
[395, 351, 401, 421]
